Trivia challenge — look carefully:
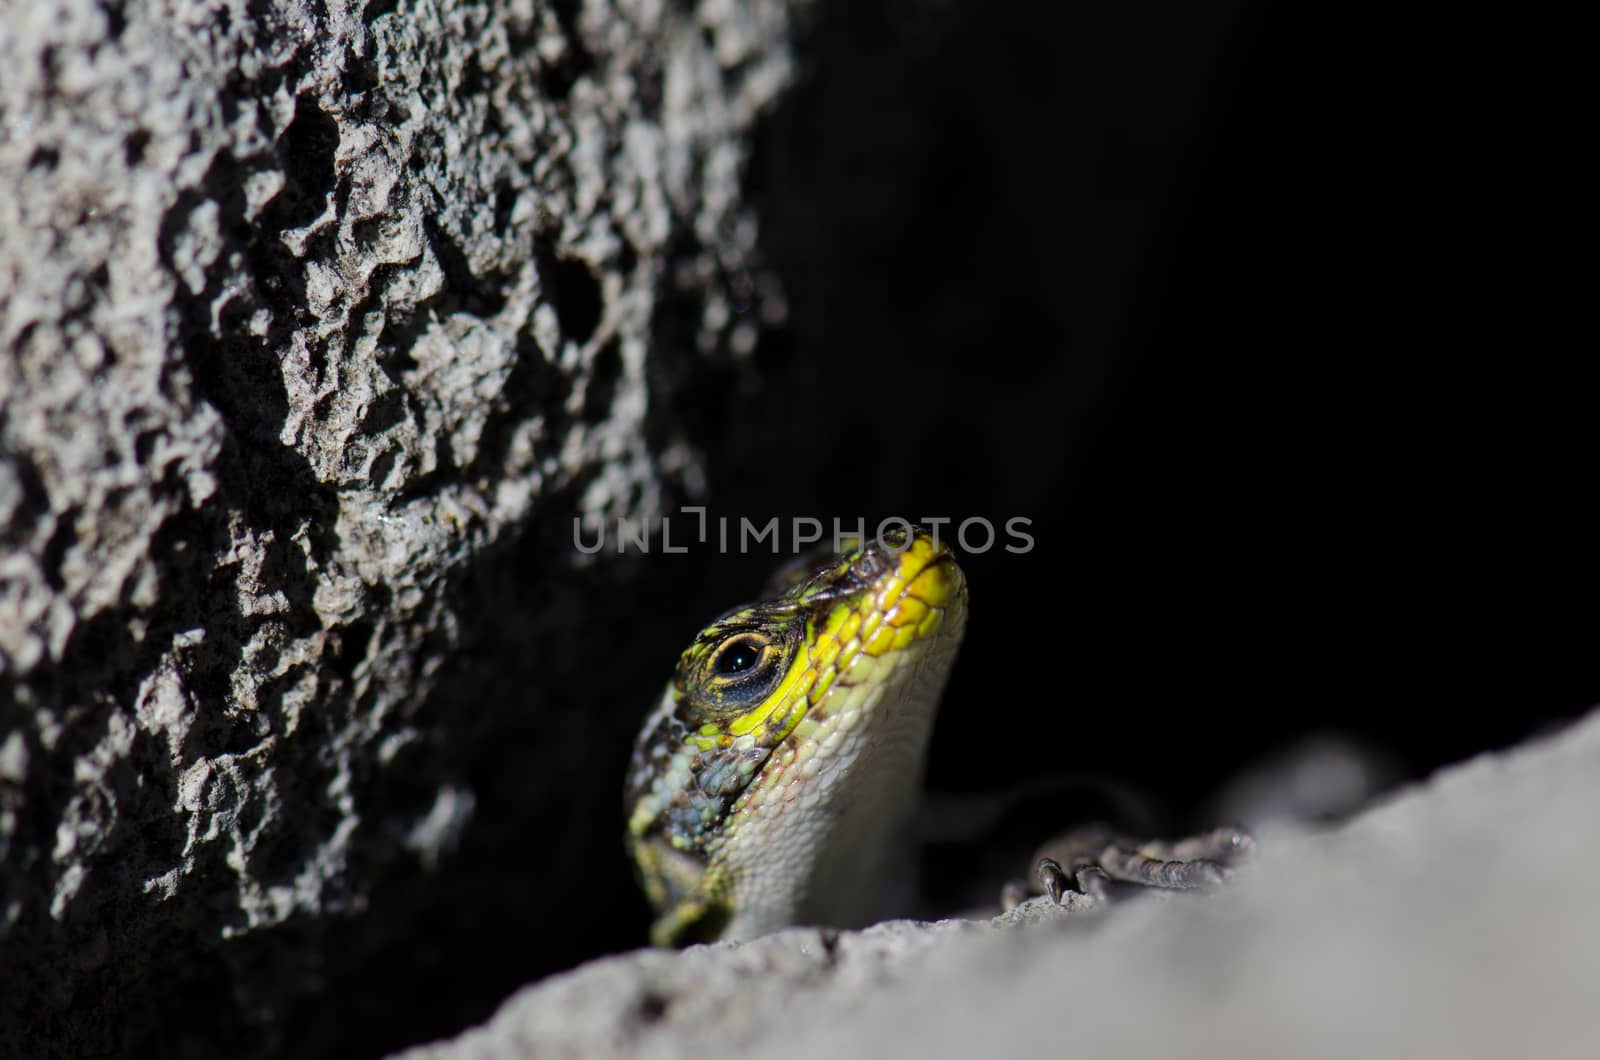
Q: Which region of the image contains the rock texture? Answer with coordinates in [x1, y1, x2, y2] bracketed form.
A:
[395, 707, 1600, 1060]
[0, 0, 797, 1055]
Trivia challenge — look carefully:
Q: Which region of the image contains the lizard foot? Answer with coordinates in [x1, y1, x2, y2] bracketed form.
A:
[1001, 824, 1253, 909]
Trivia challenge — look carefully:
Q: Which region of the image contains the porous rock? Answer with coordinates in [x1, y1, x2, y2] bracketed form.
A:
[0, 0, 797, 1054]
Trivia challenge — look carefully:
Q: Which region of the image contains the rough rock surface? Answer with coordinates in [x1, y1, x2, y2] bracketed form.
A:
[394, 707, 1600, 1060]
[0, 0, 797, 1055]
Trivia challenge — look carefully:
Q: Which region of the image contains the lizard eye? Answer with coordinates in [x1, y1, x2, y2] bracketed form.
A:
[696, 632, 788, 711]
[681, 621, 797, 719]
[715, 636, 763, 675]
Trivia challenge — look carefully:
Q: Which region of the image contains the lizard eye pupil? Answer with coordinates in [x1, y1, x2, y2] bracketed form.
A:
[716, 639, 762, 675]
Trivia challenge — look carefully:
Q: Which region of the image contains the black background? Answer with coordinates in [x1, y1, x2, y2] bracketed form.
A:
[719, 2, 1594, 813]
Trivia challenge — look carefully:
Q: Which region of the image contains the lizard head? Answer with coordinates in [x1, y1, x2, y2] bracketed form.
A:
[625, 527, 967, 945]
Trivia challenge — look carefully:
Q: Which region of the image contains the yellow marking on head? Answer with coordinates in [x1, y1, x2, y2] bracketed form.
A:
[687, 538, 962, 748]
[905, 550, 960, 606]
[863, 622, 897, 657]
[812, 635, 841, 671]
[890, 596, 928, 629]
[810, 665, 838, 703]
[727, 639, 815, 737]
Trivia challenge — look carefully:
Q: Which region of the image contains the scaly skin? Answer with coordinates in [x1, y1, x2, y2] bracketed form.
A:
[625, 529, 967, 945]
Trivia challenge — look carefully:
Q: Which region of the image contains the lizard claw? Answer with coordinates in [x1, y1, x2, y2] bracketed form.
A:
[1037, 857, 1070, 904]
[1033, 858, 1110, 904]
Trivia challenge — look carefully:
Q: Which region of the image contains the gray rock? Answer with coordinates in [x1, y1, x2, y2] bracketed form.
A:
[0, 0, 798, 1054]
[393, 707, 1600, 1060]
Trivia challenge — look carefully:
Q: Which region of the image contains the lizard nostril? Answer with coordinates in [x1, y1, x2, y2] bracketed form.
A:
[851, 552, 887, 580]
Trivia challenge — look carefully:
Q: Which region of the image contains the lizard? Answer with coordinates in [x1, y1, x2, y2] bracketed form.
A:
[624, 526, 1250, 946]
